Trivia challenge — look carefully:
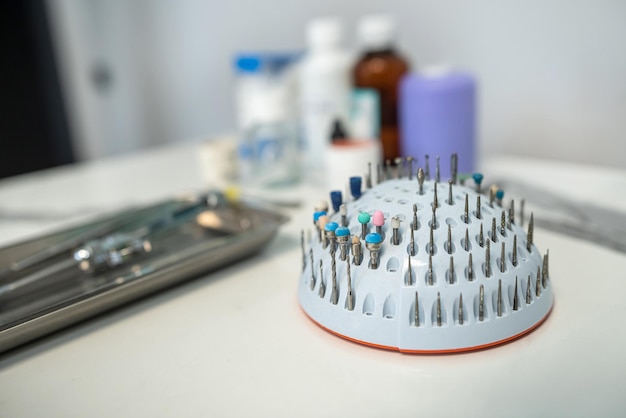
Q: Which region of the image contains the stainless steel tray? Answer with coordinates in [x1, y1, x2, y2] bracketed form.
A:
[0, 193, 287, 353]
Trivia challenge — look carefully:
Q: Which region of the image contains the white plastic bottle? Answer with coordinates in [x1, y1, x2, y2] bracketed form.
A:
[299, 17, 352, 176]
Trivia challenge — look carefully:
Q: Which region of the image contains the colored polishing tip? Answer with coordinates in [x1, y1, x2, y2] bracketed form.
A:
[496, 189, 505, 200]
[335, 226, 350, 237]
[324, 221, 339, 232]
[313, 211, 327, 222]
[350, 176, 362, 199]
[358, 211, 371, 224]
[330, 190, 342, 212]
[472, 172, 484, 185]
[372, 210, 385, 227]
[365, 232, 382, 244]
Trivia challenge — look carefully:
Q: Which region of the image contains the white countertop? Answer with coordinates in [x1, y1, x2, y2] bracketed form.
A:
[1, 144, 625, 417]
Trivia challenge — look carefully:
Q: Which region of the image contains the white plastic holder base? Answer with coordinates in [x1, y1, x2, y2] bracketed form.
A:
[298, 177, 554, 353]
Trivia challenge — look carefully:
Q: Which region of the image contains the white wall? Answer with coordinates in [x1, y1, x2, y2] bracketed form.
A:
[49, 0, 626, 168]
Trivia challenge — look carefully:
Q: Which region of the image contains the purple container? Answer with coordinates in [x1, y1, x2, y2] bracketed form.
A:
[399, 70, 476, 178]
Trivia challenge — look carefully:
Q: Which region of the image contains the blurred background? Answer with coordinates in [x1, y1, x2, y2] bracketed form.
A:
[2, 0, 625, 179]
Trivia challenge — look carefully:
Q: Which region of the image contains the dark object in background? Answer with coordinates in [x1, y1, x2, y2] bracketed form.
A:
[0, 0, 75, 179]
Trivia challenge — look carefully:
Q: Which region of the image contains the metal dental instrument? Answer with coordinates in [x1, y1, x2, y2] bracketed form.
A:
[464, 194, 469, 223]
[526, 275, 532, 304]
[340, 204, 348, 227]
[500, 242, 506, 273]
[435, 155, 441, 183]
[479, 285, 485, 321]
[309, 249, 315, 290]
[429, 224, 435, 256]
[527, 213, 534, 252]
[409, 226, 416, 256]
[412, 204, 418, 230]
[436, 292, 442, 326]
[485, 240, 491, 277]
[448, 179, 454, 205]
[458, 293, 464, 325]
[330, 246, 338, 304]
[424, 154, 430, 180]
[500, 210, 506, 236]
[476, 195, 482, 219]
[352, 235, 363, 266]
[447, 224, 453, 254]
[417, 168, 425, 195]
[318, 260, 325, 298]
[464, 228, 470, 251]
[491, 217, 497, 242]
[509, 199, 515, 227]
[536, 266, 542, 297]
[513, 277, 520, 311]
[366, 162, 372, 189]
[451, 153, 458, 185]
[358, 212, 370, 240]
[335, 226, 350, 261]
[346, 257, 354, 311]
[512, 235, 518, 266]
[520, 198, 525, 228]
[433, 182, 439, 208]
[407, 257, 413, 286]
[391, 216, 401, 245]
[448, 256, 455, 284]
[414, 292, 420, 326]
[497, 279, 503, 317]
[427, 255, 434, 285]
[479, 223, 484, 247]
[468, 253, 474, 281]
[373, 210, 385, 237]
[365, 233, 382, 269]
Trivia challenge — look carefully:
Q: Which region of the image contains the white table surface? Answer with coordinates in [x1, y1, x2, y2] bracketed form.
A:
[1, 144, 625, 418]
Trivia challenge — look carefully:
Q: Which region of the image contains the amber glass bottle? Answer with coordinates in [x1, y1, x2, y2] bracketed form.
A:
[353, 15, 409, 162]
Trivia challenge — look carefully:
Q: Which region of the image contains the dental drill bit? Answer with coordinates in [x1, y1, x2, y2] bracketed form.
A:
[330, 246, 338, 304]
[542, 250, 549, 287]
[479, 285, 485, 321]
[340, 204, 348, 227]
[513, 276, 520, 311]
[464, 194, 469, 223]
[489, 187, 495, 207]
[435, 155, 441, 183]
[433, 182, 439, 208]
[485, 240, 491, 277]
[436, 292, 442, 326]
[431, 205, 438, 230]
[358, 211, 370, 240]
[509, 199, 515, 227]
[391, 216, 401, 245]
[427, 255, 434, 285]
[512, 235, 518, 266]
[407, 156, 414, 180]
[429, 224, 435, 255]
[520, 199, 525, 227]
[464, 228, 470, 251]
[536, 266, 542, 297]
[324, 221, 338, 252]
[417, 168, 425, 195]
[301, 230, 306, 272]
[424, 154, 430, 180]
[366, 162, 372, 188]
[373, 210, 385, 237]
[308, 248, 316, 290]
[346, 257, 354, 311]
[365, 233, 383, 269]
[476, 195, 482, 219]
[468, 253, 474, 281]
[500, 242, 506, 273]
[479, 223, 484, 247]
[448, 256, 455, 284]
[352, 235, 363, 266]
[500, 210, 506, 236]
[497, 279, 503, 317]
[491, 217, 497, 242]
[318, 260, 325, 298]
[335, 226, 350, 261]
[407, 257, 413, 286]
[472, 172, 484, 193]
[448, 179, 454, 205]
[318, 215, 329, 247]
[527, 212, 534, 252]
[410, 225, 416, 256]
[451, 153, 458, 184]
[412, 204, 418, 230]
[395, 157, 403, 178]
[447, 224, 453, 254]
[526, 275, 532, 305]
[458, 293, 464, 325]
[414, 292, 420, 326]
